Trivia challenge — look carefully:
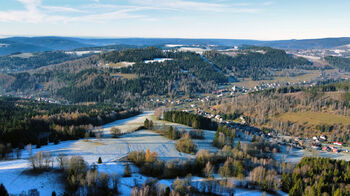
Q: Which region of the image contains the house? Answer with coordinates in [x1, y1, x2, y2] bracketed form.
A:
[320, 135, 327, 141]
[322, 146, 329, 151]
[312, 144, 320, 149]
[334, 142, 343, 146]
[333, 148, 339, 153]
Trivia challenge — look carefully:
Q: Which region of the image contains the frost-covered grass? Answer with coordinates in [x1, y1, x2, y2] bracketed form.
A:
[0, 111, 281, 195]
[0, 112, 191, 195]
[151, 119, 218, 153]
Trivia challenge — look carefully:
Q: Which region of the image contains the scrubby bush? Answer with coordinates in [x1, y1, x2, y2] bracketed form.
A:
[213, 125, 235, 148]
[29, 150, 52, 171]
[167, 126, 181, 140]
[203, 161, 214, 178]
[124, 164, 131, 177]
[218, 157, 244, 179]
[171, 175, 194, 195]
[176, 134, 197, 154]
[249, 166, 278, 192]
[144, 119, 154, 130]
[127, 151, 146, 166]
[189, 129, 204, 139]
[132, 178, 167, 196]
[195, 150, 212, 167]
[110, 127, 121, 138]
[63, 156, 88, 192]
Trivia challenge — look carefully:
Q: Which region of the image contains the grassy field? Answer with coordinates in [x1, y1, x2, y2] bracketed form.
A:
[10, 53, 34, 58]
[106, 61, 135, 68]
[276, 111, 350, 126]
[110, 73, 138, 79]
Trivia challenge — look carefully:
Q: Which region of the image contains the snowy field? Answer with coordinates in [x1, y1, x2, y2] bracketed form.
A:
[0, 112, 280, 195]
[0, 112, 193, 195]
[151, 119, 218, 153]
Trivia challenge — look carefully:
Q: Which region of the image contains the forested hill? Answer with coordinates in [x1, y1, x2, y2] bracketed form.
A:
[0, 47, 315, 105]
[100, 47, 165, 63]
[57, 48, 227, 103]
[0, 51, 90, 73]
[325, 56, 350, 72]
[204, 47, 312, 80]
[2, 36, 350, 56]
[0, 97, 140, 148]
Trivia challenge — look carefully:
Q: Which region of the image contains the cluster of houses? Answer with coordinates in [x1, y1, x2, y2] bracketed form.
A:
[312, 135, 328, 143]
[310, 135, 346, 153]
[321, 144, 343, 153]
[149, 97, 195, 105]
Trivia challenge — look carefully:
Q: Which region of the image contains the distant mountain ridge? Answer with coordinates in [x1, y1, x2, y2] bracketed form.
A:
[1, 36, 350, 56]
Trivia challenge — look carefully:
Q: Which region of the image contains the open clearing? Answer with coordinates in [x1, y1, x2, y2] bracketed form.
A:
[105, 61, 135, 68]
[276, 111, 350, 126]
[110, 73, 138, 79]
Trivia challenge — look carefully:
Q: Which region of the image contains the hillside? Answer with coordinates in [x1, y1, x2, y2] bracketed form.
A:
[325, 56, 350, 72]
[212, 81, 350, 143]
[0, 47, 343, 107]
[0, 37, 93, 55]
[204, 47, 312, 80]
[0, 51, 92, 73]
[2, 36, 350, 56]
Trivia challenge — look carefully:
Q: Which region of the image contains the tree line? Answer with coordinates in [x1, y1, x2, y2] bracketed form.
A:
[0, 97, 139, 151]
[163, 111, 217, 130]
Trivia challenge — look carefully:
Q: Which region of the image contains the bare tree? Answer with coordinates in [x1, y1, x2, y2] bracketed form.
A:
[56, 153, 67, 170]
[26, 144, 32, 156]
[15, 148, 22, 159]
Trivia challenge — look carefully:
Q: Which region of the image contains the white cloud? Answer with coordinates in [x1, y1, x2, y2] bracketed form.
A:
[0, 0, 44, 23]
[40, 6, 85, 13]
[0, 0, 264, 23]
[129, 0, 225, 12]
[0, 0, 147, 23]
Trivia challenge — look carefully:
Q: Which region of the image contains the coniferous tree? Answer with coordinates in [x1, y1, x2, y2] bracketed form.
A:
[0, 184, 9, 196]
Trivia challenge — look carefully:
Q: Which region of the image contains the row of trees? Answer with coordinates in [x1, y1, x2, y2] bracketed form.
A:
[163, 111, 217, 130]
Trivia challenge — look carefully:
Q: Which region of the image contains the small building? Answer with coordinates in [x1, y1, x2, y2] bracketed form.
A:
[334, 142, 343, 146]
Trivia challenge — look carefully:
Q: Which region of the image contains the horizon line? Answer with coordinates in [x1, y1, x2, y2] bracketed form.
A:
[1, 35, 350, 42]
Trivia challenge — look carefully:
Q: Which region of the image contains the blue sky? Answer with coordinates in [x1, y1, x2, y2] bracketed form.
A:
[0, 0, 349, 40]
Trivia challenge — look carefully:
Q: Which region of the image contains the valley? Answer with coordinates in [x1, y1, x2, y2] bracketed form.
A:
[1, 37, 350, 195]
